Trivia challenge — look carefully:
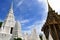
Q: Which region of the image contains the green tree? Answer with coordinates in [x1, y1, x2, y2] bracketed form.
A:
[0, 22, 3, 28]
[39, 34, 43, 40]
[14, 38, 22, 40]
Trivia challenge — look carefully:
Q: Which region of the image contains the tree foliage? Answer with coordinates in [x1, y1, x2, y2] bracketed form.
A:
[39, 34, 43, 40]
[14, 38, 22, 40]
[0, 22, 3, 28]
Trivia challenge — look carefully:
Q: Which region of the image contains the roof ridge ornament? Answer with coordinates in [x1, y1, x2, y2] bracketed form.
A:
[47, 0, 53, 12]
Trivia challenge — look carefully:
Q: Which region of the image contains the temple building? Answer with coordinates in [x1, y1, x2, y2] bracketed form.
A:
[41, 1, 60, 40]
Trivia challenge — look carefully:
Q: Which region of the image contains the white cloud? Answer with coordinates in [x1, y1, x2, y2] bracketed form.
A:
[21, 19, 30, 23]
[17, 0, 24, 7]
[22, 30, 31, 35]
[38, 0, 46, 2]
[38, 0, 48, 13]
[34, 20, 46, 35]
[38, 0, 43, 2]
[22, 19, 46, 35]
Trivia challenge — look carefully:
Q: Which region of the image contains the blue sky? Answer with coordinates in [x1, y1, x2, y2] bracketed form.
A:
[0, 0, 48, 34]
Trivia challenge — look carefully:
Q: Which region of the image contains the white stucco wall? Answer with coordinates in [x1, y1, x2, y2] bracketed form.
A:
[0, 33, 12, 40]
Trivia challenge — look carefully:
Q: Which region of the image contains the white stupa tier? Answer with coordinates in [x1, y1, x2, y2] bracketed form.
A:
[24, 33, 28, 40]
[31, 28, 40, 40]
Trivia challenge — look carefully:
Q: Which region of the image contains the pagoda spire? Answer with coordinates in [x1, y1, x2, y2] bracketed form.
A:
[6, 1, 14, 19]
[9, 2, 13, 14]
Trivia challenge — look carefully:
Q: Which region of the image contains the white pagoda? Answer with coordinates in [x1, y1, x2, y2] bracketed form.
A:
[0, 1, 22, 40]
[31, 28, 40, 40]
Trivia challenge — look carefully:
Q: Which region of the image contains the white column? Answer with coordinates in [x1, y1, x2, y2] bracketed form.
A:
[49, 32, 53, 40]
[42, 33, 47, 40]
